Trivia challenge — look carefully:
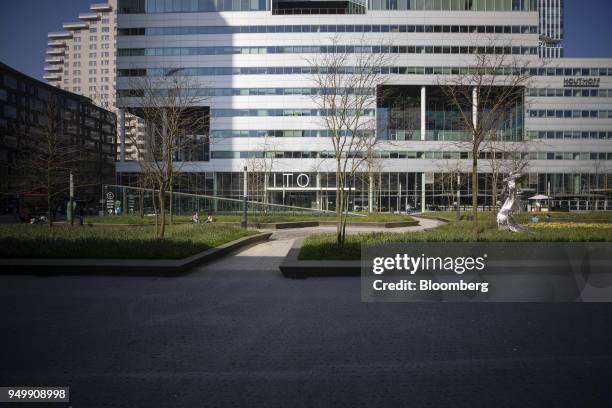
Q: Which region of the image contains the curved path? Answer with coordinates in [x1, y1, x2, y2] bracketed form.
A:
[194, 216, 443, 273]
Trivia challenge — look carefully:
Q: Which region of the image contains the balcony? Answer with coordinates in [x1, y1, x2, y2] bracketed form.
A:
[46, 49, 66, 56]
[272, 0, 366, 14]
[63, 22, 89, 30]
[47, 40, 67, 48]
[79, 13, 101, 21]
[43, 74, 62, 81]
[44, 65, 63, 73]
[90, 3, 112, 12]
[47, 31, 73, 39]
[45, 57, 64, 64]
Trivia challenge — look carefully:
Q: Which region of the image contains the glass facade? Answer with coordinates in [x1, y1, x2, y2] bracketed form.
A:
[118, 66, 612, 78]
[368, 0, 537, 11]
[118, 0, 536, 13]
[118, 24, 538, 36]
[118, 45, 538, 57]
[118, 0, 270, 13]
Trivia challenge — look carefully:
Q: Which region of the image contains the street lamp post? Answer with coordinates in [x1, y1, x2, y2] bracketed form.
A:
[456, 174, 461, 220]
[241, 166, 248, 229]
[69, 170, 74, 226]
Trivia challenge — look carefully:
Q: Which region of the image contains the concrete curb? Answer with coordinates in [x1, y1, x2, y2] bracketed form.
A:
[214, 221, 319, 229]
[412, 214, 452, 223]
[317, 220, 419, 228]
[0, 232, 272, 276]
[89, 220, 419, 230]
[279, 239, 361, 278]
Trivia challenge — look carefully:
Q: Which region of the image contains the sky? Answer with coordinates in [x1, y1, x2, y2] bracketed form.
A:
[0, 0, 611, 81]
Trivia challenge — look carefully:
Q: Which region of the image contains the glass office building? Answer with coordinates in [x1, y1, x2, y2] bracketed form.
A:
[115, 0, 611, 212]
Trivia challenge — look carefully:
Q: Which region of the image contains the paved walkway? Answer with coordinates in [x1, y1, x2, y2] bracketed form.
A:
[195, 216, 443, 272]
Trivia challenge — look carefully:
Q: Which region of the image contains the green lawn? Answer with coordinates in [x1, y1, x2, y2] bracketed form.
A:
[88, 213, 416, 225]
[0, 224, 256, 260]
[299, 213, 612, 261]
[421, 211, 612, 223]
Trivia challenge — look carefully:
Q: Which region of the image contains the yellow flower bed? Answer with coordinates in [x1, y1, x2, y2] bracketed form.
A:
[528, 222, 612, 229]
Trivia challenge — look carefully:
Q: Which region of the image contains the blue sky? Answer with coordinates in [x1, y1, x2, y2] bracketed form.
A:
[1, 0, 611, 80]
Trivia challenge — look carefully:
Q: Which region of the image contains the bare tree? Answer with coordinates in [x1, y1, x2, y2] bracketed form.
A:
[439, 49, 534, 221]
[241, 137, 278, 212]
[15, 94, 85, 227]
[435, 159, 466, 212]
[125, 75, 208, 238]
[306, 35, 393, 244]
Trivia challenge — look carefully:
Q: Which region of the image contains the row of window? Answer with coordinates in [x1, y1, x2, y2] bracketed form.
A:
[527, 88, 612, 98]
[113, 87, 612, 99]
[205, 129, 612, 142]
[209, 129, 522, 142]
[118, 45, 539, 57]
[118, 0, 537, 13]
[211, 109, 375, 117]
[527, 131, 612, 140]
[117, 66, 612, 78]
[117, 24, 538, 36]
[117, 87, 371, 97]
[210, 129, 372, 138]
[368, 0, 537, 11]
[528, 110, 612, 119]
[210, 150, 612, 160]
[119, 0, 269, 13]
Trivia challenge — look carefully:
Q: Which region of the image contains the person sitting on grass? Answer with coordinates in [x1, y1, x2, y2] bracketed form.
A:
[531, 214, 540, 224]
[192, 211, 200, 224]
[545, 214, 552, 223]
[204, 213, 213, 224]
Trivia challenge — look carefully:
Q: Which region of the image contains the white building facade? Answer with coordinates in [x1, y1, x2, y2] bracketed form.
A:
[115, 0, 611, 212]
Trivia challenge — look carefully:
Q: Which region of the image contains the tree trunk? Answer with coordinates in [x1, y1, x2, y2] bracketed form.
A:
[47, 168, 53, 228]
[158, 186, 166, 238]
[491, 173, 498, 211]
[341, 180, 352, 244]
[152, 188, 159, 237]
[169, 185, 173, 226]
[336, 160, 343, 245]
[368, 173, 374, 214]
[139, 190, 144, 219]
[471, 155, 478, 221]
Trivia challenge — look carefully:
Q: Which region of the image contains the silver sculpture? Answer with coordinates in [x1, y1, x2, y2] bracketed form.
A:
[497, 163, 528, 232]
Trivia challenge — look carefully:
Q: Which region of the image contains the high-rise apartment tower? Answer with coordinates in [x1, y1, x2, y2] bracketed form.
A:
[539, 0, 563, 58]
[43, 0, 144, 160]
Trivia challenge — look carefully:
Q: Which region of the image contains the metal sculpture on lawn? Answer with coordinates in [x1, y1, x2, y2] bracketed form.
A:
[497, 163, 528, 232]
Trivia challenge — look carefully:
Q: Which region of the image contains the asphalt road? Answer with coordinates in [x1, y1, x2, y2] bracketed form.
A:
[2, 243, 612, 407]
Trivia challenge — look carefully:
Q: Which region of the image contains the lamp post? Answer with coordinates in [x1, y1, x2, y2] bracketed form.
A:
[69, 170, 74, 226]
[456, 174, 461, 220]
[241, 166, 248, 229]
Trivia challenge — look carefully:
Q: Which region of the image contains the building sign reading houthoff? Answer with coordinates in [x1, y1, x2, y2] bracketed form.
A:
[563, 77, 600, 87]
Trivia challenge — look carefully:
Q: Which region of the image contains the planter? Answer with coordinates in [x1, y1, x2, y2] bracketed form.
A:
[279, 239, 360, 278]
[0, 233, 272, 276]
